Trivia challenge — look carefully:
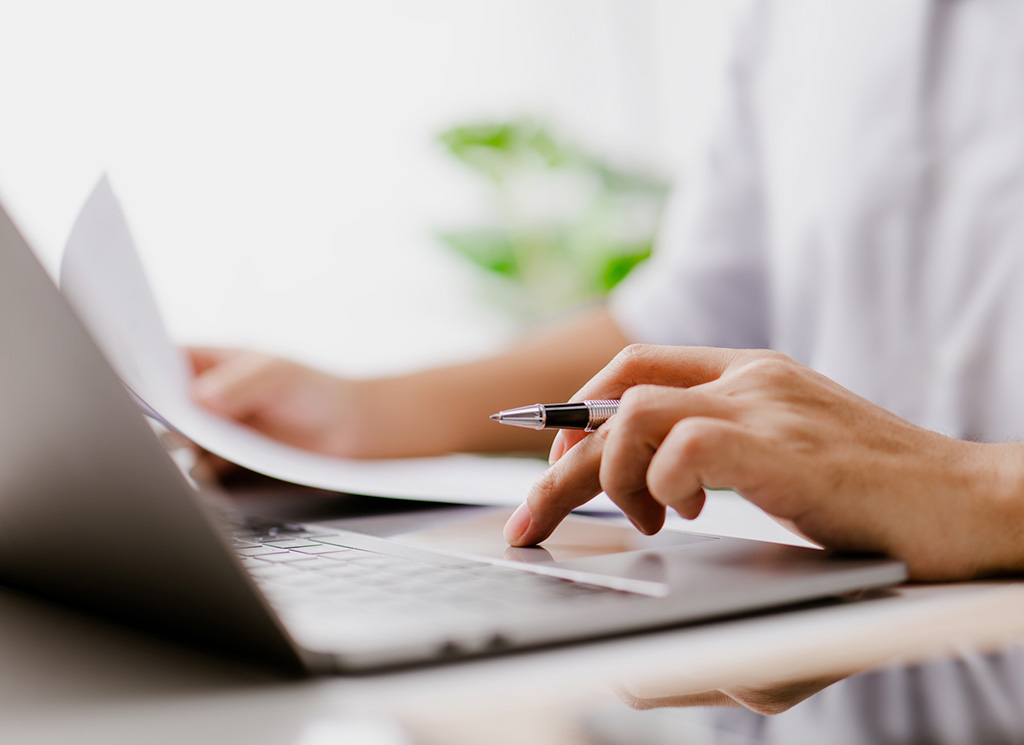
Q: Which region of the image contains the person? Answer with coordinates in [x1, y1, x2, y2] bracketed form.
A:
[190, 2, 1024, 582]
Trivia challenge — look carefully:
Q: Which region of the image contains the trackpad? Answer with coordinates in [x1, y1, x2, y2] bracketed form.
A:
[388, 509, 717, 591]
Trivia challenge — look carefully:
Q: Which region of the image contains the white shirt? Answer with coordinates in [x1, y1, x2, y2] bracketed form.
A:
[611, 0, 1024, 442]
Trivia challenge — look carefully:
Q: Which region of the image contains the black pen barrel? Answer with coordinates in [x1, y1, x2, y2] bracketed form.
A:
[541, 403, 592, 430]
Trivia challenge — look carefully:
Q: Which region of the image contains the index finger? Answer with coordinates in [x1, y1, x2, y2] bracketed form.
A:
[576, 344, 744, 400]
[505, 426, 608, 546]
[550, 345, 745, 462]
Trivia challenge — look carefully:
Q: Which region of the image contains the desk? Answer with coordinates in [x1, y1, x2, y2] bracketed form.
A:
[4, 492, 1024, 745]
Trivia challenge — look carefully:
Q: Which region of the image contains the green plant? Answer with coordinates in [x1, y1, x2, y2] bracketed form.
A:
[435, 120, 669, 319]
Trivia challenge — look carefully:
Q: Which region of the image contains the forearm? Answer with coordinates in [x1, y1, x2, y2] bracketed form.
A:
[351, 308, 631, 457]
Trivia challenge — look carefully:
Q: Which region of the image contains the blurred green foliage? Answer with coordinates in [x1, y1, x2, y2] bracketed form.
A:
[435, 120, 670, 319]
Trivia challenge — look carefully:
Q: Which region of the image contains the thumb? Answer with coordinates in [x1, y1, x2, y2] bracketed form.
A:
[549, 429, 588, 464]
[192, 352, 280, 420]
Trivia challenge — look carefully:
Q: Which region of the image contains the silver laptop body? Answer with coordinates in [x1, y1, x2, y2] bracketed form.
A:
[0, 203, 907, 673]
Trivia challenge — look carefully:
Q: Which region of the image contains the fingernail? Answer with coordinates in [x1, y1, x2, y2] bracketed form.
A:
[626, 514, 652, 535]
[504, 502, 532, 545]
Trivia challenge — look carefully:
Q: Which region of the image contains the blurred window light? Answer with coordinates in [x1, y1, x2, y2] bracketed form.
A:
[0, 0, 739, 372]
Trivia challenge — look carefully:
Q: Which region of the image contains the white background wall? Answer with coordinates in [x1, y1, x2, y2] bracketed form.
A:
[0, 0, 738, 376]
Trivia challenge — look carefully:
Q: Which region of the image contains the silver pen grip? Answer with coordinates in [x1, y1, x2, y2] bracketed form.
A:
[583, 399, 620, 431]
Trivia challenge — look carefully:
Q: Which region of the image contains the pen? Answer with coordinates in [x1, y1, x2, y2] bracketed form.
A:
[489, 400, 620, 431]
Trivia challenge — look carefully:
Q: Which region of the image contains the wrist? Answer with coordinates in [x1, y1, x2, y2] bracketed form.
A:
[885, 436, 1024, 580]
[327, 375, 466, 459]
[975, 442, 1024, 575]
[321, 377, 403, 459]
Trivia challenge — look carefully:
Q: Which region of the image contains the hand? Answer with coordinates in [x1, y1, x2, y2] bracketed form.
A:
[503, 345, 1024, 580]
[614, 675, 843, 715]
[189, 347, 380, 458]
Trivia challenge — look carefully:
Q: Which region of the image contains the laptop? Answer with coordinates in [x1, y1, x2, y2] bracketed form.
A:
[0, 201, 907, 673]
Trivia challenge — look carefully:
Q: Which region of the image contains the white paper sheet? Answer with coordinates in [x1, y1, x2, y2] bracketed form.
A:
[59, 177, 550, 504]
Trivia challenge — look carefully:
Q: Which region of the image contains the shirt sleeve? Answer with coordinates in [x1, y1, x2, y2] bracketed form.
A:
[610, 2, 770, 350]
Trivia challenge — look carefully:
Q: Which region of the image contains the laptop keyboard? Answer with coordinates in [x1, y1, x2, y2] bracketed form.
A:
[230, 521, 627, 629]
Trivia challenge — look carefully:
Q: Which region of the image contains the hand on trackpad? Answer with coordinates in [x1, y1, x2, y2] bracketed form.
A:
[391, 508, 715, 569]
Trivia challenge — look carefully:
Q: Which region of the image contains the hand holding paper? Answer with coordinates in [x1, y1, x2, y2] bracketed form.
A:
[59, 177, 547, 504]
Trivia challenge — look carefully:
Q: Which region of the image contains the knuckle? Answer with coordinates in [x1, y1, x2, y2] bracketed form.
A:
[613, 343, 657, 379]
[740, 353, 796, 383]
[618, 383, 659, 408]
[616, 385, 664, 430]
[528, 467, 561, 506]
[667, 419, 717, 463]
[742, 698, 793, 717]
[729, 682, 820, 716]
[618, 692, 656, 711]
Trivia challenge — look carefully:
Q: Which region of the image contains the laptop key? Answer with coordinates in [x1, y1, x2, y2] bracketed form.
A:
[260, 538, 321, 549]
[255, 552, 319, 564]
[236, 546, 290, 557]
[293, 544, 354, 555]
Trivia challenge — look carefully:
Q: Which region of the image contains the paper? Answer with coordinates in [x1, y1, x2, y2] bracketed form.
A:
[59, 177, 550, 504]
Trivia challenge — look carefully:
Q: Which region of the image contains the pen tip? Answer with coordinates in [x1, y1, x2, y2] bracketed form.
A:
[489, 413, 499, 421]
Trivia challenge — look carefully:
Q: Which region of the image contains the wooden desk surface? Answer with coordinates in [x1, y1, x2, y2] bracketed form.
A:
[2, 575, 1023, 745]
